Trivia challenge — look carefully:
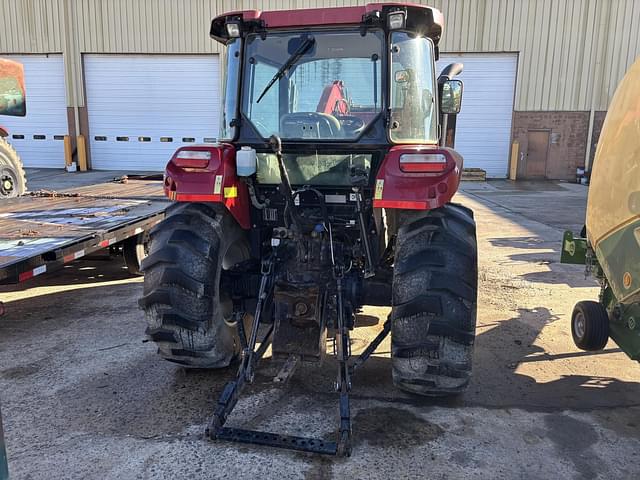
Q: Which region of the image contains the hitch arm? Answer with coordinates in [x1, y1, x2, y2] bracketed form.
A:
[207, 257, 275, 436]
[353, 186, 376, 278]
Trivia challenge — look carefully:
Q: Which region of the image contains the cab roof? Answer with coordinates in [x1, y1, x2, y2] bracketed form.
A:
[210, 3, 443, 46]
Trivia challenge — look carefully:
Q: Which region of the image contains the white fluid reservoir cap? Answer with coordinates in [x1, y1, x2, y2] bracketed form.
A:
[236, 146, 257, 177]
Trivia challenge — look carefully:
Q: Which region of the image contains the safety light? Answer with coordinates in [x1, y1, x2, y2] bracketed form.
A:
[399, 152, 449, 173]
[226, 21, 241, 38]
[387, 11, 406, 30]
[173, 149, 212, 168]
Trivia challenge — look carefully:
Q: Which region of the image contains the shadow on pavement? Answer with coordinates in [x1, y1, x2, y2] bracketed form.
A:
[2, 275, 640, 462]
[469, 306, 640, 410]
[488, 235, 597, 288]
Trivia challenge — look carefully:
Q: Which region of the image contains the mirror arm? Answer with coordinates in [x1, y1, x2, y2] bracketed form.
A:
[438, 62, 464, 83]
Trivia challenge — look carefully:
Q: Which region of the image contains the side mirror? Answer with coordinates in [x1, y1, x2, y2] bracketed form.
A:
[0, 59, 26, 117]
[440, 79, 462, 114]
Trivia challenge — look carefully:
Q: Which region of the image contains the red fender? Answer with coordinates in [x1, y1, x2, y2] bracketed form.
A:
[373, 145, 463, 210]
[164, 144, 251, 229]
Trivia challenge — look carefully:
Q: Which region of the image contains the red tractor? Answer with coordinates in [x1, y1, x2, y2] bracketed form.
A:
[0, 58, 27, 198]
[140, 3, 476, 456]
[0, 56, 27, 479]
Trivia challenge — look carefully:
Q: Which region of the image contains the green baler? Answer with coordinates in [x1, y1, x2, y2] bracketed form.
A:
[562, 56, 640, 360]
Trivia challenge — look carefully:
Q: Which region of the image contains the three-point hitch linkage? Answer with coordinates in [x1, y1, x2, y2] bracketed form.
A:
[206, 137, 391, 456]
[207, 251, 391, 456]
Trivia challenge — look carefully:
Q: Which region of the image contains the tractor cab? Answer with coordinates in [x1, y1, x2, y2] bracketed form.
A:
[209, 4, 461, 188]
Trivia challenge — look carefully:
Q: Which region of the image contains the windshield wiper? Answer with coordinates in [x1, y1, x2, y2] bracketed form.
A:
[256, 35, 315, 104]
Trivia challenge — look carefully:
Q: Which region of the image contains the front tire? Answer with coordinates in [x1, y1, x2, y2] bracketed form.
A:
[0, 137, 26, 198]
[390, 203, 478, 396]
[139, 203, 249, 367]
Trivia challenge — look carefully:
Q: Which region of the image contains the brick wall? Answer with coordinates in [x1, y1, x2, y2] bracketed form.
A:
[511, 111, 590, 180]
[589, 111, 608, 169]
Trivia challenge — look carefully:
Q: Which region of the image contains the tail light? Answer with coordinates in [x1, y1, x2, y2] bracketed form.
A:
[399, 152, 450, 173]
[172, 149, 212, 168]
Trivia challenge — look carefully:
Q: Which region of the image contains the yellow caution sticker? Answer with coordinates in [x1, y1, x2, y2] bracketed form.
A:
[224, 185, 238, 199]
[213, 175, 223, 194]
[374, 179, 384, 200]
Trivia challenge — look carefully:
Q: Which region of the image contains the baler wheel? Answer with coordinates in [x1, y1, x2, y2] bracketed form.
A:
[0, 137, 26, 198]
[571, 300, 609, 351]
[139, 203, 249, 367]
[390, 203, 478, 396]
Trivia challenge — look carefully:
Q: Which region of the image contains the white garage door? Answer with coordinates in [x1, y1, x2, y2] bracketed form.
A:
[1, 55, 68, 168]
[84, 55, 220, 171]
[437, 53, 517, 178]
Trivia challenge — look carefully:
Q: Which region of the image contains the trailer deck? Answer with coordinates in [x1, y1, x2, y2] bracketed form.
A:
[0, 178, 168, 285]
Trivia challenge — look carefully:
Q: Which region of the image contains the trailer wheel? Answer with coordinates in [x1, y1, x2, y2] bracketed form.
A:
[139, 203, 249, 368]
[571, 300, 609, 351]
[0, 137, 26, 198]
[390, 203, 478, 396]
[122, 232, 149, 276]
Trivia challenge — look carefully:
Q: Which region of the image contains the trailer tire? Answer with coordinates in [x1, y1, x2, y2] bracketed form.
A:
[0, 137, 26, 198]
[123, 232, 149, 276]
[390, 203, 478, 396]
[571, 300, 609, 351]
[139, 203, 249, 368]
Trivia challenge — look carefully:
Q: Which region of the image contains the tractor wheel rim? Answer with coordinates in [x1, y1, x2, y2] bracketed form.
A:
[574, 312, 586, 338]
[0, 172, 15, 196]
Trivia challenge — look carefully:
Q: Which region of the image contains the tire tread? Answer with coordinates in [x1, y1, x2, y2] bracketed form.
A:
[391, 203, 478, 396]
[140, 202, 244, 368]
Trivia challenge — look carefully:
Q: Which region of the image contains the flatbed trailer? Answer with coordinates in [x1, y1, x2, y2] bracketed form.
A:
[0, 178, 168, 289]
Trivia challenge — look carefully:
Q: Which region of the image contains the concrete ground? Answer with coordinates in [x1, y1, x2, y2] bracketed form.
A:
[24, 167, 161, 192]
[1, 179, 639, 479]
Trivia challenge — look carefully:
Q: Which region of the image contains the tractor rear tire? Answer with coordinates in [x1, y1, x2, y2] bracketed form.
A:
[571, 300, 609, 351]
[0, 137, 26, 198]
[139, 203, 249, 368]
[390, 203, 478, 396]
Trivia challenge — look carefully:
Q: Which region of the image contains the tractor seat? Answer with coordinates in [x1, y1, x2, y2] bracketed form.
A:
[280, 112, 342, 139]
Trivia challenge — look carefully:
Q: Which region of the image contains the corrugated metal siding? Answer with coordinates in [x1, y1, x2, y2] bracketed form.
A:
[430, 0, 640, 111]
[73, 0, 219, 54]
[0, 0, 66, 53]
[1, 0, 639, 110]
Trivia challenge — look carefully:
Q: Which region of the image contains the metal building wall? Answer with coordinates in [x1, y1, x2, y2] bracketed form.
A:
[0, 0, 66, 53]
[431, 0, 640, 112]
[1, 0, 639, 110]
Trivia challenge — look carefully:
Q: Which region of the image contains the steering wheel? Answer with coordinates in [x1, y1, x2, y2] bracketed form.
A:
[338, 115, 366, 135]
[280, 112, 342, 138]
